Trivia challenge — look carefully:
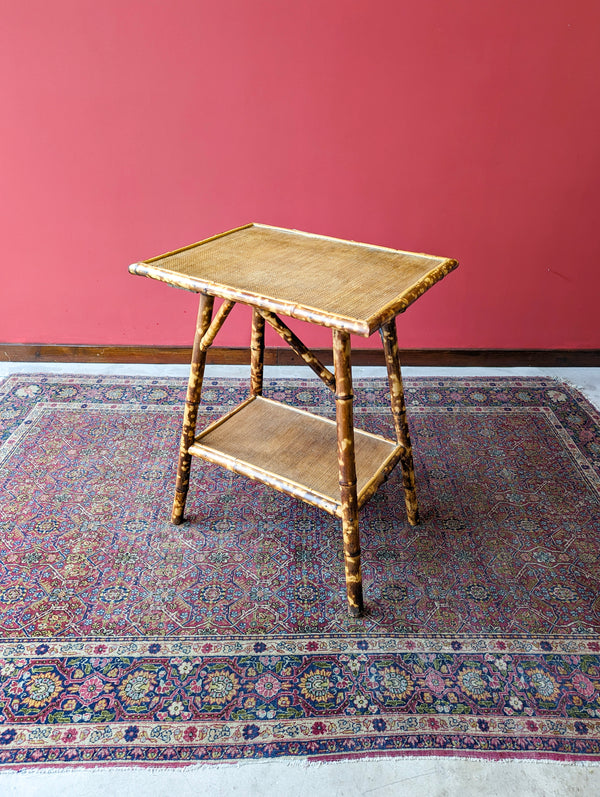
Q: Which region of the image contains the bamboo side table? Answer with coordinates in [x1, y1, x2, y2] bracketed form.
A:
[129, 223, 457, 616]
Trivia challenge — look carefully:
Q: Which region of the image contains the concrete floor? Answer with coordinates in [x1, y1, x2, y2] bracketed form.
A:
[1, 363, 599, 795]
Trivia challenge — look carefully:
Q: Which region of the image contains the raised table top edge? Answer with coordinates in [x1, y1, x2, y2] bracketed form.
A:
[128, 222, 458, 336]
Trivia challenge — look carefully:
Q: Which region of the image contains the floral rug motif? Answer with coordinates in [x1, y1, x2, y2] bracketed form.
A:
[0, 374, 599, 767]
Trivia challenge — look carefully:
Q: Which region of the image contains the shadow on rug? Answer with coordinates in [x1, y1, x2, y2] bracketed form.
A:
[0, 374, 599, 767]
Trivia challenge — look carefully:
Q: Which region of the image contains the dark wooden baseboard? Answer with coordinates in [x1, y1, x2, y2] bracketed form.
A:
[2, 344, 600, 367]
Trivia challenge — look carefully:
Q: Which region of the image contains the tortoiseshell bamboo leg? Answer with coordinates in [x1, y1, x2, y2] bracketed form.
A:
[250, 308, 265, 397]
[171, 293, 215, 524]
[380, 319, 420, 526]
[333, 329, 364, 617]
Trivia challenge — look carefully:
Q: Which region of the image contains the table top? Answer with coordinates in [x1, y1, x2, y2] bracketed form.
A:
[129, 223, 457, 336]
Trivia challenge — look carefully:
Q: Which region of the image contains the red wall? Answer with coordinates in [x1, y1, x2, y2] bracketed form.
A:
[2, 0, 599, 350]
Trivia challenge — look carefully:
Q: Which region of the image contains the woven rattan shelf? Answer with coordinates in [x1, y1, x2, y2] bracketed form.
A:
[128, 223, 458, 616]
[189, 396, 401, 518]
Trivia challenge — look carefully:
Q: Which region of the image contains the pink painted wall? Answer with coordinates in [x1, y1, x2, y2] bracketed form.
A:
[2, 0, 599, 350]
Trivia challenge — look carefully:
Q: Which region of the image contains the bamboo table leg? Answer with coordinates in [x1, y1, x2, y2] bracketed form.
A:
[250, 308, 265, 397]
[380, 320, 420, 526]
[171, 292, 215, 524]
[333, 329, 364, 617]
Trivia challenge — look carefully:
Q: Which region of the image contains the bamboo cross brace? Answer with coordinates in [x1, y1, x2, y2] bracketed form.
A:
[199, 300, 235, 352]
[258, 308, 336, 392]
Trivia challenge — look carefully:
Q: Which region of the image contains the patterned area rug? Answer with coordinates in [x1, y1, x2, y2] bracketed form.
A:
[0, 374, 599, 768]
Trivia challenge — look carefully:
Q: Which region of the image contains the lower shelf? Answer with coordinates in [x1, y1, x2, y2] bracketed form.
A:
[188, 396, 402, 517]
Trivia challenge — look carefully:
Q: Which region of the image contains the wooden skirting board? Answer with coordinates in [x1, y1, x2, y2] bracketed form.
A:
[1, 345, 600, 367]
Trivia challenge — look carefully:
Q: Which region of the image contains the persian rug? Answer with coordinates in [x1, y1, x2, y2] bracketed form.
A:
[0, 373, 599, 769]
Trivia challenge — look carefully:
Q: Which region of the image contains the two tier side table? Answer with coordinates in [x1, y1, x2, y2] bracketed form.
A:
[129, 223, 457, 616]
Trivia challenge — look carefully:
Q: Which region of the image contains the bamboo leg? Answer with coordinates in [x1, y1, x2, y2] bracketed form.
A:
[250, 308, 265, 396]
[380, 319, 420, 526]
[333, 329, 364, 617]
[171, 293, 215, 524]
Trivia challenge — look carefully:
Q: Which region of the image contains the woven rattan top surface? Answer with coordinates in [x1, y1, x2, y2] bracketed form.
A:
[129, 224, 457, 336]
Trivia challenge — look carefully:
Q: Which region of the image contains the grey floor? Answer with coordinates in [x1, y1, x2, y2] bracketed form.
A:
[1, 363, 599, 796]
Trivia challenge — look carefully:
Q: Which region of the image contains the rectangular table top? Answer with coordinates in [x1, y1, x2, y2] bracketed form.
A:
[129, 223, 457, 336]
